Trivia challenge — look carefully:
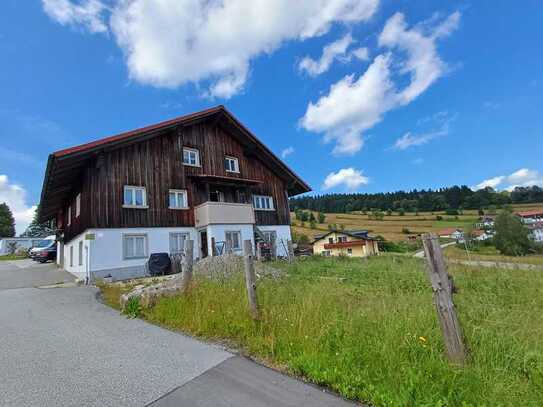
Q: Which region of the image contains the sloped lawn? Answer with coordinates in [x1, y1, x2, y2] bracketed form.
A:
[100, 256, 543, 406]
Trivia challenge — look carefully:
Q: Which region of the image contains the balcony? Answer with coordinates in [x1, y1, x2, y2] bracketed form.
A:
[195, 202, 255, 227]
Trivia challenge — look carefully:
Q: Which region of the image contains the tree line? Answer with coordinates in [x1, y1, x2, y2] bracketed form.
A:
[290, 185, 543, 213]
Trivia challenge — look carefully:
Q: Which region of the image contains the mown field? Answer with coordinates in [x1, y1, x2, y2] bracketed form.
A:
[444, 244, 543, 266]
[291, 203, 543, 242]
[101, 255, 543, 406]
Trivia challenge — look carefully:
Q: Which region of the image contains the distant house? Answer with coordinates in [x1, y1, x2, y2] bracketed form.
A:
[437, 228, 464, 240]
[475, 216, 495, 229]
[312, 230, 379, 257]
[516, 210, 543, 242]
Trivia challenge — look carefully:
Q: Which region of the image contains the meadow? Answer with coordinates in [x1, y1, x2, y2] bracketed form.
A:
[100, 255, 543, 406]
[291, 202, 543, 242]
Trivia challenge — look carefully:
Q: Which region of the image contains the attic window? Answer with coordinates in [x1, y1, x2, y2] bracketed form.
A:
[183, 147, 200, 167]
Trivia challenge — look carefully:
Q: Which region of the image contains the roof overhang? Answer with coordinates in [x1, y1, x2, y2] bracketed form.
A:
[38, 106, 311, 222]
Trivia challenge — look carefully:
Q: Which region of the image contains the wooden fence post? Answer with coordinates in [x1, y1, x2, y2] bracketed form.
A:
[287, 240, 295, 263]
[243, 239, 259, 320]
[422, 233, 467, 365]
[180, 240, 194, 293]
[211, 237, 216, 256]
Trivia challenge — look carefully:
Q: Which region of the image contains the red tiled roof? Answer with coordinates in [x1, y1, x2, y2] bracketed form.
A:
[516, 210, 543, 217]
[437, 228, 462, 236]
[53, 105, 224, 158]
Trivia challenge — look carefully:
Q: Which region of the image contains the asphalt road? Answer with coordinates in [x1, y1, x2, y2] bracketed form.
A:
[0, 259, 75, 289]
[0, 260, 357, 407]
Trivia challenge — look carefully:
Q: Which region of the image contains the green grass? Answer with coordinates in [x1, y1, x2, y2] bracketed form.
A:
[0, 254, 27, 261]
[444, 244, 543, 266]
[100, 256, 543, 406]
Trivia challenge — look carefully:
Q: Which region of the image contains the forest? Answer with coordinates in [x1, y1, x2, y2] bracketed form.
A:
[289, 185, 543, 213]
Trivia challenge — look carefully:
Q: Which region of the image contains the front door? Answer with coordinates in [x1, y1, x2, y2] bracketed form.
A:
[199, 230, 208, 258]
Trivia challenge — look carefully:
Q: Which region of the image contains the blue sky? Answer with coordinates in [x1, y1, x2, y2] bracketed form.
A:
[1, 0, 542, 233]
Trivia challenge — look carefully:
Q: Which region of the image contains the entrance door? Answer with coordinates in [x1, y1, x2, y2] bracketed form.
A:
[199, 230, 208, 258]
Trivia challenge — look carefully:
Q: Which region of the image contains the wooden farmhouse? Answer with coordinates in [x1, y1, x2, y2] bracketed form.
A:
[38, 106, 310, 280]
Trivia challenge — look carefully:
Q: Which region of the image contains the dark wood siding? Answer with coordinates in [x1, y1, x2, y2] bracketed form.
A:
[61, 121, 290, 242]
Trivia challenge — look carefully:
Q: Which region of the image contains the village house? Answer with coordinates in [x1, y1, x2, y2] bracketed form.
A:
[312, 230, 379, 257]
[516, 210, 543, 242]
[437, 228, 465, 241]
[37, 106, 311, 280]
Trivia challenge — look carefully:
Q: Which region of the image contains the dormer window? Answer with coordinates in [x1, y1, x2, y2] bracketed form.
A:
[183, 147, 200, 167]
[224, 156, 239, 173]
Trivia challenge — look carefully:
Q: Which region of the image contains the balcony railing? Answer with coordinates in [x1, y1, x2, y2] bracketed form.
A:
[194, 202, 255, 227]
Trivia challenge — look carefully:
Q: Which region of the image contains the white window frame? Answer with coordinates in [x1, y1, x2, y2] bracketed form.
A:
[253, 195, 274, 211]
[67, 205, 72, 226]
[183, 147, 200, 167]
[168, 189, 189, 210]
[169, 232, 189, 254]
[123, 186, 148, 209]
[75, 193, 81, 217]
[122, 234, 148, 260]
[224, 156, 239, 173]
[225, 230, 241, 251]
[338, 236, 347, 243]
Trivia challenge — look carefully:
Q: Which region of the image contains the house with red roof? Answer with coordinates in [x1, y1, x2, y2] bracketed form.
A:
[38, 106, 310, 280]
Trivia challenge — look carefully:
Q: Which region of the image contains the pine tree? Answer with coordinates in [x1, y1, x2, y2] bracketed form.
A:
[0, 203, 16, 237]
[21, 205, 56, 238]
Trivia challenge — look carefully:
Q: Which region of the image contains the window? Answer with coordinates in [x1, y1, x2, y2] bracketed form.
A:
[75, 193, 81, 217]
[169, 189, 188, 209]
[170, 233, 189, 254]
[347, 248, 352, 255]
[263, 231, 277, 243]
[209, 190, 224, 202]
[183, 147, 200, 166]
[225, 231, 241, 251]
[224, 156, 239, 173]
[78, 241, 83, 266]
[253, 195, 274, 210]
[328, 237, 334, 244]
[321, 250, 331, 256]
[123, 234, 148, 259]
[69, 246, 73, 267]
[338, 236, 347, 243]
[123, 186, 147, 208]
[67, 206, 72, 226]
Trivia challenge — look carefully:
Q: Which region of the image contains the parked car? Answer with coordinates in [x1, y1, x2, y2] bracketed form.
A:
[33, 244, 57, 263]
[29, 236, 56, 259]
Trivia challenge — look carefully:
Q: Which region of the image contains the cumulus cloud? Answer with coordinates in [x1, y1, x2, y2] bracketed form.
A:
[43, 0, 379, 98]
[42, 0, 108, 33]
[322, 167, 369, 190]
[301, 11, 460, 155]
[472, 168, 543, 191]
[0, 175, 37, 235]
[298, 34, 369, 76]
[281, 146, 295, 159]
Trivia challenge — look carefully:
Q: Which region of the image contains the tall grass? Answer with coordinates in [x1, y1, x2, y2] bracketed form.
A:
[102, 256, 543, 406]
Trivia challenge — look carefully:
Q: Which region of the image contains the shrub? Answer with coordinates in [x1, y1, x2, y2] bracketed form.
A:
[494, 211, 532, 256]
[402, 227, 411, 234]
[123, 297, 141, 318]
[446, 208, 459, 216]
[436, 215, 443, 221]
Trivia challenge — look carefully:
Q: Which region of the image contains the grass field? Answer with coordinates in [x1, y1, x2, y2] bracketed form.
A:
[0, 254, 27, 261]
[100, 256, 543, 406]
[444, 244, 543, 266]
[291, 203, 543, 242]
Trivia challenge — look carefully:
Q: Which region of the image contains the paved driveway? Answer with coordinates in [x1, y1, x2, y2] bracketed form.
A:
[0, 259, 74, 290]
[0, 261, 356, 407]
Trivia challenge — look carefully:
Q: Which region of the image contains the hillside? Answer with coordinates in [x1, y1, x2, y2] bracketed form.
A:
[291, 203, 543, 242]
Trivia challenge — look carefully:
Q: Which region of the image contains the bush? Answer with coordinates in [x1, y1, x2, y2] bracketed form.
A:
[494, 211, 532, 256]
[402, 228, 411, 234]
[436, 215, 443, 221]
[123, 297, 141, 318]
[446, 208, 459, 216]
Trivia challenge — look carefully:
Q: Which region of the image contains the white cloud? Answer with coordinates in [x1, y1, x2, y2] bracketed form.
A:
[43, 0, 379, 98]
[473, 176, 506, 191]
[298, 34, 370, 77]
[0, 175, 37, 236]
[42, 0, 108, 33]
[301, 11, 460, 155]
[392, 111, 454, 150]
[322, 167, 369, 190]
[281, 146, 295, 159]
[472, 168, 543, 191]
